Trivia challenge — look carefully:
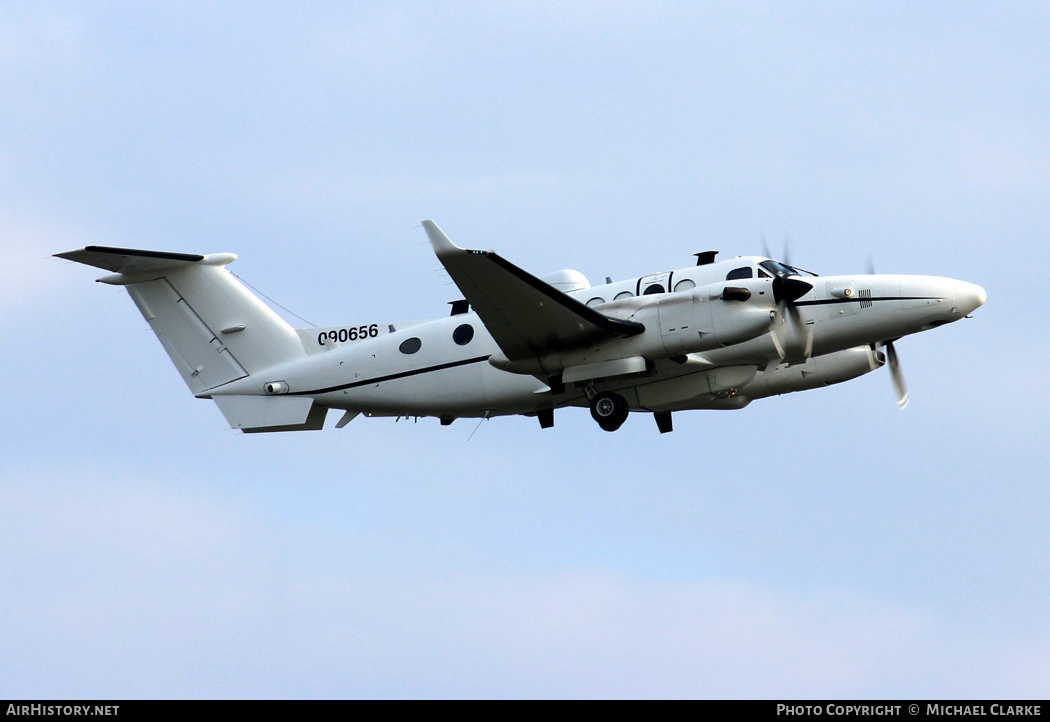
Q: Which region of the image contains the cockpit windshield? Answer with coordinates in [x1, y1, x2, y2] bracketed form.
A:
[760, 260, 796, 278]
[759, 260, 818, 278]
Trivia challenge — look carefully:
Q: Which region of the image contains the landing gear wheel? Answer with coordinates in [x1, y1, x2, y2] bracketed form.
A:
[590, 392, 629, 432]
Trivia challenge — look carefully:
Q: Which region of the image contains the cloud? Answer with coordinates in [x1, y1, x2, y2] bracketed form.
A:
[9, 465, 1044, 699]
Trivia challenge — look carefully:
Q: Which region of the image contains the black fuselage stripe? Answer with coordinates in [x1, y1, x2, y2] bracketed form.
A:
[794, 296, 940, 307]
[291, 355, 492, 396]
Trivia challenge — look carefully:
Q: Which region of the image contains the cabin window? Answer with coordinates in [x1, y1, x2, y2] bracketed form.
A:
[642, 284, 665, 295]
[614, 291, 634, 300]
[452, 324, 474, 346]
[673, 279, 696, 292]
[586, 297, 605, 307]
[399, 337, 422, 355]
[726, 267, 753, 281]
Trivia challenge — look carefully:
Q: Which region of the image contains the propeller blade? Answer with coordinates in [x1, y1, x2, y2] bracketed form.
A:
[885, 341, 910, 409]
[769, 326, 787, 361]
[769, 296, 813, 362]
[787, 302, 813, 359]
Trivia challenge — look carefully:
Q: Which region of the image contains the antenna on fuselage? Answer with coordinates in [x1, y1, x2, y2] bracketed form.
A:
[694, 251, 718, 266]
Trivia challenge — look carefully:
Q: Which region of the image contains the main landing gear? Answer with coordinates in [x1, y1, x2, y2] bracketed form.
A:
[589, 391, 629, 432]
[586, 390, 675, 433]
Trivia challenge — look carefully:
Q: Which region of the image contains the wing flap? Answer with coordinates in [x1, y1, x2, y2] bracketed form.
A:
[422, 221, 642, 360]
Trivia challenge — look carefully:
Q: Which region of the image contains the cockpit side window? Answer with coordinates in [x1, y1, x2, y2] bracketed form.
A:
[726, 266, 753, 281]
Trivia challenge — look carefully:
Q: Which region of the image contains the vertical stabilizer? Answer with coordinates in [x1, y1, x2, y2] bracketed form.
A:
[56, 246, 307, 394]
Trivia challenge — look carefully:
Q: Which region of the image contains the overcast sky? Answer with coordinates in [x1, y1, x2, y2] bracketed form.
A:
[2, 1, 1048, 699]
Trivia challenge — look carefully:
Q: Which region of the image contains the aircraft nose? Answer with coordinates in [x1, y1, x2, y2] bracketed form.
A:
[954, 281, 987, 316]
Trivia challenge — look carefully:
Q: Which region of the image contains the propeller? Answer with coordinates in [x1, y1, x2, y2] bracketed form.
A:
[760, 231, 794, 267]
[884, 340, 910, 410]
[764, 232, 810, 358]
[770, 277, 813, 360]
[761, 232, 814, 361]
[866, 257, 910, 410]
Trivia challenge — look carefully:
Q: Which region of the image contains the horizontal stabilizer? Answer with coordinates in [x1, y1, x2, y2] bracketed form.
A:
[55, 246, 206, 275]
[212, 395, 327, 433]
[422, 220, 643, 360]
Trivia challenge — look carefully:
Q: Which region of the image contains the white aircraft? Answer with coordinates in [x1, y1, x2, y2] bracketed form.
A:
[57, 221, 986, 434]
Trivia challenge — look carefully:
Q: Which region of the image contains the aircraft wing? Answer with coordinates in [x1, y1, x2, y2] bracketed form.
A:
[423, 221, 644, 360]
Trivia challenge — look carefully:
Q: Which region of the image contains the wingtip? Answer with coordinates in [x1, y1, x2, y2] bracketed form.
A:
[421, 220, 461, 255]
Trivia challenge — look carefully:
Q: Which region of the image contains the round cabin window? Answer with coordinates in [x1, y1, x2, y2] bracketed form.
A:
[399, 337, 422, 354]
[452, 324, 474, 346]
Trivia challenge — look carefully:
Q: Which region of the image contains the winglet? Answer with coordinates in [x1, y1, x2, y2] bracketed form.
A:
[422, 220, 463, 257]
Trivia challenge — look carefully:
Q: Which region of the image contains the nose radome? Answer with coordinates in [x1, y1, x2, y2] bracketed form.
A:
[954, 281, 987, 316]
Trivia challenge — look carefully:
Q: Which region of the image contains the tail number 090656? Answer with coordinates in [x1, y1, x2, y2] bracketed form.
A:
[318, 324, 379, 345]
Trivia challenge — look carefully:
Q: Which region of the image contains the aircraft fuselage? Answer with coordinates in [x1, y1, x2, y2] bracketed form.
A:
[207, 258, 985, 422]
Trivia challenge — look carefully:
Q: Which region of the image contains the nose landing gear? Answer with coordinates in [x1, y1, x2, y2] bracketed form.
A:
[590, 391, 630, 432]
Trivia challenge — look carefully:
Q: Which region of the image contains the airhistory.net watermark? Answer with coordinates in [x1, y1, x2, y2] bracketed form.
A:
[6, 706, 118, 717]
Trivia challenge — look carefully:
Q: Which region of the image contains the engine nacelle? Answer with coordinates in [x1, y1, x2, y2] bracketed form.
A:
[654, 281, 775, 356]
[748, 346, 884, 398]
[636, 364, 759, 412]
[489, 278, 776, 380]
